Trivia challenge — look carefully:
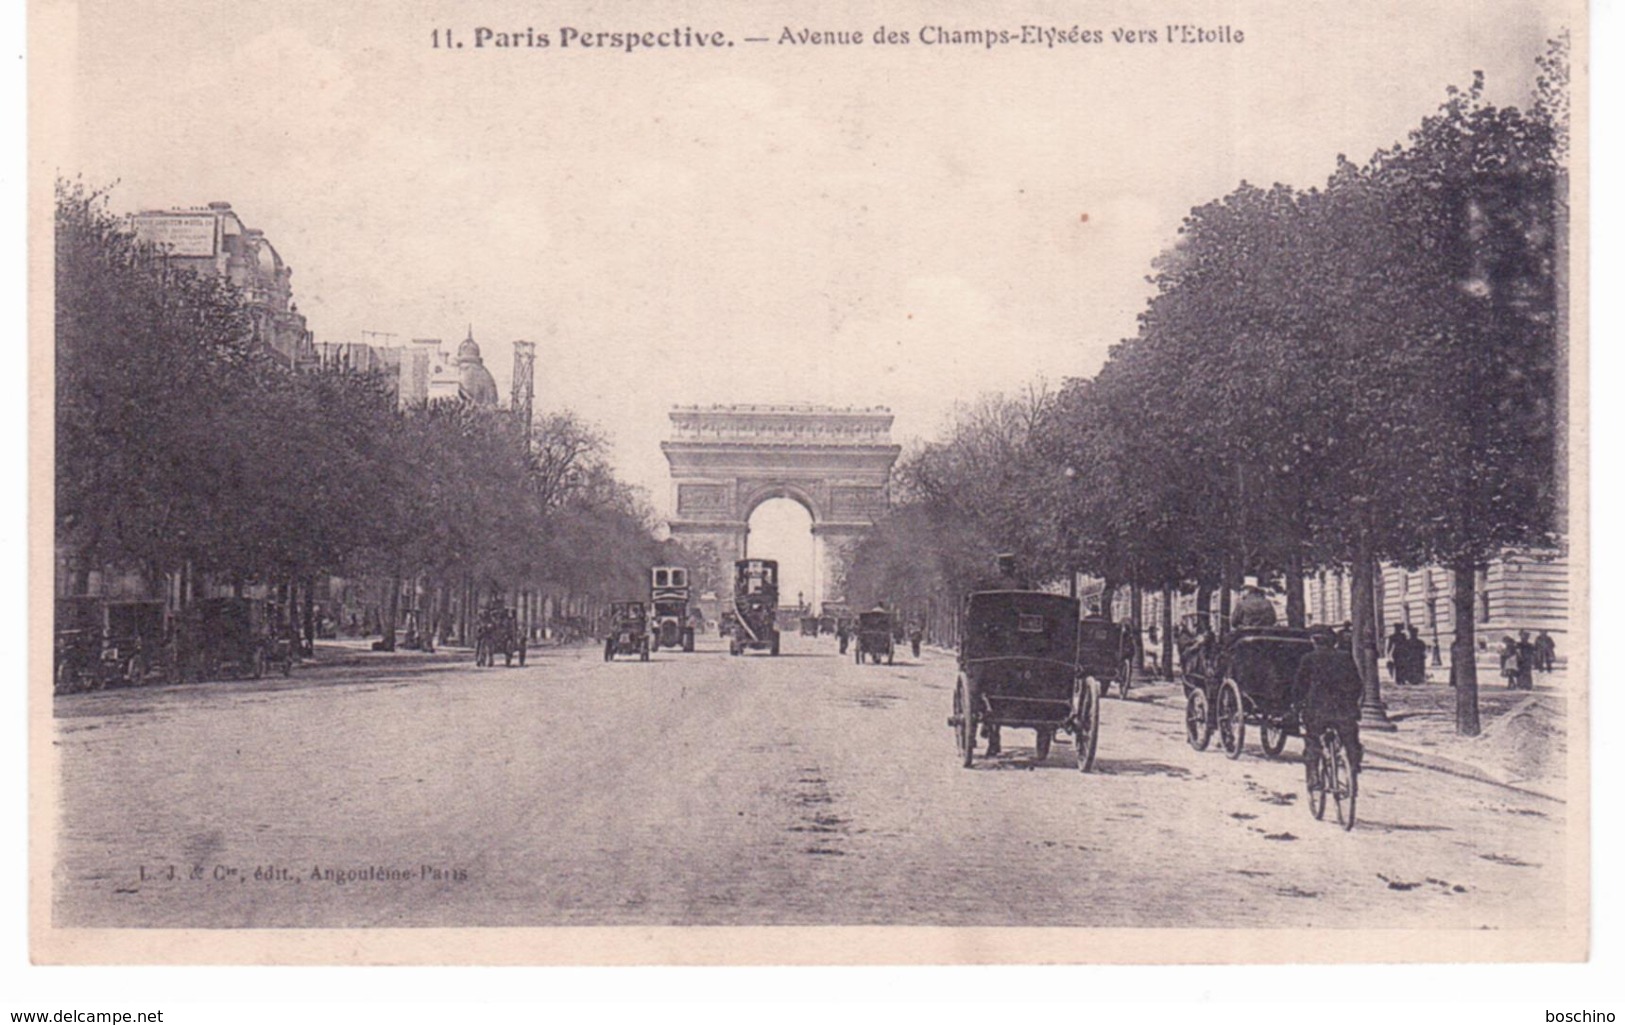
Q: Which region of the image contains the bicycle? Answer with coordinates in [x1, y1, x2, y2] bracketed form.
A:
[1306, 722, 1358, 830]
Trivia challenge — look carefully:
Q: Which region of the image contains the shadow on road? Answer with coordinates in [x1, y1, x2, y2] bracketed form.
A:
[1093, 758, 1194, 779]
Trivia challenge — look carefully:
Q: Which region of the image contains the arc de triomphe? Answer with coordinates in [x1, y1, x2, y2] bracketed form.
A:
[661, 404, 901, 613]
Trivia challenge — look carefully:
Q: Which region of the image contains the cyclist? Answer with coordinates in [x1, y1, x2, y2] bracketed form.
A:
[1295, 625, 1364, 791]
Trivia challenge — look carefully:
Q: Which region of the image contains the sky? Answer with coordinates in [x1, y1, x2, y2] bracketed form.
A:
[53, 0, 1564, 525]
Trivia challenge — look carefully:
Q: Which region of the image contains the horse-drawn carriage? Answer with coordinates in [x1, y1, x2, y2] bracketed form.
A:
[1182, 625, 1315, 759]
[799, 616, 820, 638]
[476, 605, 525, 667]
[853, 609, 894, 665]
[1078, 616, 1137, 700]
[947, 591, 1101, 772]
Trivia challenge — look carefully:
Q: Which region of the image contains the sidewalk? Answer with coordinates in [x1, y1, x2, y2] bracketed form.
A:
[1361, 673, 1568, 803]
[305, 636, 471, 669]
[1134, 663, 1570, 803]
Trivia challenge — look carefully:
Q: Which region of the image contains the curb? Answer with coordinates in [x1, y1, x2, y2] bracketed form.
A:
[1360, 737, 1565, 804]
[1139, 683, 1563, 804]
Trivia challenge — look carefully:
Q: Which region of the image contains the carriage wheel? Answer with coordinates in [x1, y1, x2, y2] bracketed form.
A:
[1217, 679, 1245, 759]
[1330, 733, 1358, 830]
[1074, 677, 1101, 773]
[1119, 658, 1134, 699]
[1185, 688, 1213, 751]
[1034, 728, 1053, 763]
[1260, 720, 1287, 758]
[955, 677, 976, 768]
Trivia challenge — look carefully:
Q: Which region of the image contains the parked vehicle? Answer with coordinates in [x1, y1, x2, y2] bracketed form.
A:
[854, 609, 894, 665]
[947, 590, 1101, 772]
[603, 601, 651, 662]
[800, 616, 819, 638]
[729, 559, 780, 656]
[649, 567, 696, 653]
[187, 597, 294, 682]
[1183, 626, 1315, 759]
[54, 597, 171, 692]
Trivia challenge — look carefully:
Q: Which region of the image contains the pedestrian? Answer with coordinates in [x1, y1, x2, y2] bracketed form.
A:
[837, 619, 850, 655]
[1498, 636, 1518, 688]
[1386, 624, 1406, 683]
[908, 620, 923, 659]
[1404, 625, 1427, 685]
[1536, 630, 1556, 673]
[1516, 630, 1536, 690]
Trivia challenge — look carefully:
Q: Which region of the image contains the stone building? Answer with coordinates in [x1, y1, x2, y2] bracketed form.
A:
[393, 330, 500, 408]
[662, 404, 901, 618]
[128, 201, 314, 368]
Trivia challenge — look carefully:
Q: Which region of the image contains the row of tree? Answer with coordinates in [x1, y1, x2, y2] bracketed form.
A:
[55, 179, 668, 648]
[845, 40, 1569, 734]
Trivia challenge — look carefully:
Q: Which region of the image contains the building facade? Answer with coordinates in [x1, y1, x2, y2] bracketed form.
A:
[129, 201, 314, 367]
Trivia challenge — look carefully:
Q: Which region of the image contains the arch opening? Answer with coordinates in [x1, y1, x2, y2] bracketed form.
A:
[745, 497, 817, 612]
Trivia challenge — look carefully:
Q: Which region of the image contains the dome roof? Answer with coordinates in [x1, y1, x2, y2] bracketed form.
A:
[459, 362, 500, 408]
[454, 329, 498, 407]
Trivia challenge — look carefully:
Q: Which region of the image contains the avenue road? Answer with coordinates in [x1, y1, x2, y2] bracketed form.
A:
[53, 633, 1566, 929]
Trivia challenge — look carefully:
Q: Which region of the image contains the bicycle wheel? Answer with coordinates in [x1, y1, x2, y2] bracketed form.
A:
[1330, 733, 1358, 830]
[1308, 742, 1328, 821]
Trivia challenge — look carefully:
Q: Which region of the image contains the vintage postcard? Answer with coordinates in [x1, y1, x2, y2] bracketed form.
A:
[30, 0, 1588, 964]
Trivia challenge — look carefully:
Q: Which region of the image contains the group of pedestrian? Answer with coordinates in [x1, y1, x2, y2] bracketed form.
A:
[1499, 630, 1557, 691]
[1385, 624, 1431, 686]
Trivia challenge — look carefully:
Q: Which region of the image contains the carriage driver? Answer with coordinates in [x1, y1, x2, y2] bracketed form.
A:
[1230, 576, 1278, 629]
[1294, 626, 1364, 790]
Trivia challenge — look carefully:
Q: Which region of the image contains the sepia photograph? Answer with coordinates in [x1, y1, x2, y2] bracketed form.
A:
[28, 0, 1589, 968]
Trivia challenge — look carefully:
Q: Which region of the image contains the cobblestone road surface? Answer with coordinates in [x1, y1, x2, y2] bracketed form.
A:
[53, 634, 1566, 928]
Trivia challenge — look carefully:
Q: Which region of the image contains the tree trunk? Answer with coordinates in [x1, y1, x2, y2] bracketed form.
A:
[302, 574, 316, 657]
[1160, 583, 1174, 679]
[1129, 581, 1144, 670]
[1285, 549, 1306, 628]
[381, 569, 401, 651]
[1452, 556, 1481, 736]
[1351, 544, 1394, 730]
